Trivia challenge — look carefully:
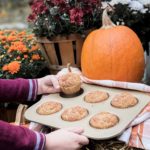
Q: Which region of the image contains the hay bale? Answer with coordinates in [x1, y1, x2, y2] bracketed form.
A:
[81, 139, 142, 150]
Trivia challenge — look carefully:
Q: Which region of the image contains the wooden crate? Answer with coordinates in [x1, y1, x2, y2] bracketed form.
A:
[36, 34, 85, 74]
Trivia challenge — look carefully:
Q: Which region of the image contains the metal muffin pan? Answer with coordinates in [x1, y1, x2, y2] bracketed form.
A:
[25, 83, 150, 140]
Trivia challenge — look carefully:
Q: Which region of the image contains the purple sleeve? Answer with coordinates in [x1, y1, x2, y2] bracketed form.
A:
[0, 120, 45, 150]
[0, 78, 38, 102]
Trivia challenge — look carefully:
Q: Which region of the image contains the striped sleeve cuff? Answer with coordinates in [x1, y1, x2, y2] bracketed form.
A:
[27, 79, 38, 101]
[34, 132, 46, 150]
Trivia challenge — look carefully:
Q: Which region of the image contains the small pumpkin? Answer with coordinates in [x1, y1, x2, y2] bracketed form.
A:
[81, 8, 145, 82]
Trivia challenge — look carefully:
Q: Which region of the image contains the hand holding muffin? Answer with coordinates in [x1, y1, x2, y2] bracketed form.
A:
[58, 64, 82, 95]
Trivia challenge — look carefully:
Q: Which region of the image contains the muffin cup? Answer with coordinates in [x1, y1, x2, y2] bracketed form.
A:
[61, 83, 81, 95]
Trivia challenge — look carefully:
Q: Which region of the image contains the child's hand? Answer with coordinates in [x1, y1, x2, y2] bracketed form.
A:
[37, 75, 60, 95]
[45, 127, 89, 150]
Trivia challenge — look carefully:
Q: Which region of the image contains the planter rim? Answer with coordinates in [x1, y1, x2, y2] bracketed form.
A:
[36, 34, 85, 43]
[36, 29, 94, 43]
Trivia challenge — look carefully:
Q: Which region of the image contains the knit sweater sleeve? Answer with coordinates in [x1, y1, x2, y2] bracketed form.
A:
[0, 120, 45, 150]
[0, 78, 38, 102]
[0, 78, 46, 149]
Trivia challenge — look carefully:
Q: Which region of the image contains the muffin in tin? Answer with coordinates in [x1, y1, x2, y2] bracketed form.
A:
[111, 92, 138, 108]
[58, 64, 82, 95]
[90, 112, 119, 129]
[59, 72, 81, 95]
[36, 101, 62, 115]
[84, 91, 109, 103]
[61, 106, 88, 121]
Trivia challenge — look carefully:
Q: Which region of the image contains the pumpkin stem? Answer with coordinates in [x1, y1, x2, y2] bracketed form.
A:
[101, 7, 116, 29]
[67, 63, 71, 72]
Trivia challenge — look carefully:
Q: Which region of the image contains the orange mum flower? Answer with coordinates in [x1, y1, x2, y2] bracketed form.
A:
[2, 65, 8, 71]
[32, 54, 40, 60]
[8, 41, 27, 53]
[30, 45, 39, 51]
[7, 61, 20, 74]
[27, 34, 34, 40]
[0, 35, 6, 40]
[10, 30, 17, 36]
[18, 31, 26, 36]
[0, 31, 4, 35]
[7, 36, 17, 42]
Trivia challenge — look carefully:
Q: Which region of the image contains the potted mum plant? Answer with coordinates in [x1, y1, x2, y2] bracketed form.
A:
[28, 0, 102, 73]
[0, 30, 46, 79]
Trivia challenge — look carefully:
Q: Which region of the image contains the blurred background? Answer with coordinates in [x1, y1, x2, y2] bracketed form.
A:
[0, 0, 30, 30]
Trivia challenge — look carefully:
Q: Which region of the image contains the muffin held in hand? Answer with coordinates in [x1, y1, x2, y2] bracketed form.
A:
[59, 64, 81, 95]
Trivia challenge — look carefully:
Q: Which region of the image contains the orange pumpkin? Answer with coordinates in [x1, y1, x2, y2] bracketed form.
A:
[81, 8, 145, 82]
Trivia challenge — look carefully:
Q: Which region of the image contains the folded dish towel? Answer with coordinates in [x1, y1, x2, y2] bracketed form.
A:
[30, 68, 150, 150]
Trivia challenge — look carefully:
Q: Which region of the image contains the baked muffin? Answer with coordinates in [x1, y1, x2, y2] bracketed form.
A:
[111, 92, 138, 108]
[36, 101, 62, 115]
[59, 64, 81, 95]
[84, 91, 109, 103]
[90, 112, 119, 129]
[61, 106, 88, 121]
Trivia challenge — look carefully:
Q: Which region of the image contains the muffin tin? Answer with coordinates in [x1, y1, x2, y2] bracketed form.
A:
[25, 83, 150, 140]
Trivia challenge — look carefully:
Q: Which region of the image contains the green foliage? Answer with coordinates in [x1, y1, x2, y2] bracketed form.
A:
[109, 3, 150, 51]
